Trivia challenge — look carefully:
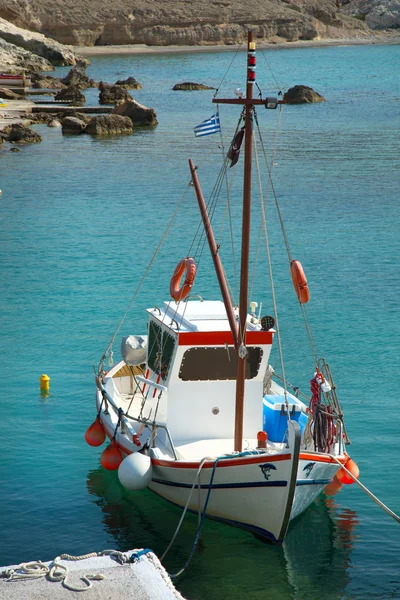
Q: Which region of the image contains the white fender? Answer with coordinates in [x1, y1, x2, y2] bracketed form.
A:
[118, 452, 152, 490]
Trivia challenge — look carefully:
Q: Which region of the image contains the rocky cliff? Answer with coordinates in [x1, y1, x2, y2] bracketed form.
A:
[0, 17, 85, 72]
[0, 0, 381, 47]
[341, 0, 400, 29]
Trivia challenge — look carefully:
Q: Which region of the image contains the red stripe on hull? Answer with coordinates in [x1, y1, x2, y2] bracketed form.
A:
[151, 453, 291, 469]
[300, 452, 346, 465]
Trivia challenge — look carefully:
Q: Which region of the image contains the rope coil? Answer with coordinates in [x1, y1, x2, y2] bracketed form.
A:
[0, 549, 133, 592]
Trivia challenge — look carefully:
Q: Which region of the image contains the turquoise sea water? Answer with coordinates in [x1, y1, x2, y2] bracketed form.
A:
[0, 43, 399, 599]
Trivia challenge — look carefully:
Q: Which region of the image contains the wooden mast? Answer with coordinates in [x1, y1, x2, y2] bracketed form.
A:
[235, 30, 253, 451]
[205, 31, 283, 451]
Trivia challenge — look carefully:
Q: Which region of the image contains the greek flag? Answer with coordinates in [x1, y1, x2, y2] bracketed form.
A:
[194, 112, 221, 137]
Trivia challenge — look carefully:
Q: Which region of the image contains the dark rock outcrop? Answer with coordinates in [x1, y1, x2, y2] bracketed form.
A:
[61, 116, 87, 134]
[283, 85, 326, 104]
[173, 82, 214, 91]
[31, 73, 65, 88]
[3, 123, 42, 143]
[61, 65, 96, 89]
[98, 82, 133, 105]
[55, 85, 85, 106]
[115, 77, 142, 90]
[85, 114, 133, 135]
[112, 99, 158, 126]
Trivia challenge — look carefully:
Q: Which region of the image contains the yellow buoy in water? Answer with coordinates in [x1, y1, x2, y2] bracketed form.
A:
[40, 374, 50, 392]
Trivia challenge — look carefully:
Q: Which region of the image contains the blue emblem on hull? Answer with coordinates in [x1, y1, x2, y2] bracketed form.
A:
[303, 462, 315, 478]
[259, 463, 277, 480]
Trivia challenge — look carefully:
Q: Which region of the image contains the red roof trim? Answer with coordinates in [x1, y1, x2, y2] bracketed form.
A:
[178, 331, 273, 346]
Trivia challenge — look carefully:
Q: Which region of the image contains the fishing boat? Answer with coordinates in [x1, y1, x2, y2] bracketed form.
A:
[0, 73, 31, 88]
[85, 30, 359, 544]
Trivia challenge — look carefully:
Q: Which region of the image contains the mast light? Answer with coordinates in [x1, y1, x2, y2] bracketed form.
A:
[265, 97, 278, 109]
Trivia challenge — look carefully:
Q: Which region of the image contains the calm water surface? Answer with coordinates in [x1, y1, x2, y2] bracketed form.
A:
[0, 43, 399, 599]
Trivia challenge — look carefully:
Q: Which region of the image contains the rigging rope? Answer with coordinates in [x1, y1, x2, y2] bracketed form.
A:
[249, 107, 282, 303]
[99, 184, 191, 370]
[213, 42, 245, 98]
[259, 49, 283, 96]
[254, 108, 320, 366]
[253, 122, 289, 408]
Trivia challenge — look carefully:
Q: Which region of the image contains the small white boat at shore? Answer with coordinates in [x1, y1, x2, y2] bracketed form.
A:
[86, 30, 358, 544]
[0, 73, 31, 88]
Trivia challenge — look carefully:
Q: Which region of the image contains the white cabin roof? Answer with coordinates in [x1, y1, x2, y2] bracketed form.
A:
[147, 300, 261, 333]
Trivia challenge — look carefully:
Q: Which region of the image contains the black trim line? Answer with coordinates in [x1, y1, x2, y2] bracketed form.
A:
[151, 478, 288, 489]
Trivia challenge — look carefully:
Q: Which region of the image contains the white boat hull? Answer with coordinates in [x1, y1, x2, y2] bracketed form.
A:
[96, 384, 345, 543]
[148, 452, 341, 543]
[148, 421, 301, 543]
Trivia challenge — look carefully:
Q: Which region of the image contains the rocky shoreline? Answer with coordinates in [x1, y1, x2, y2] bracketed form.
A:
[0, 11, 398, 146]
[74, 30, 400, 57]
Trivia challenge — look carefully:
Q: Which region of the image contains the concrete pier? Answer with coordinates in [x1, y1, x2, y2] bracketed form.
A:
[0, 99, 34, 131]
[31, 105, 114, 114]
[0, 99, 114, 132]
[0, 549, 185, 600]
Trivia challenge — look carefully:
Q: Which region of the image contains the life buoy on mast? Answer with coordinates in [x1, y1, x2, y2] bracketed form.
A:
[290, 260, 310, 304]
[170, 257, 197, 302]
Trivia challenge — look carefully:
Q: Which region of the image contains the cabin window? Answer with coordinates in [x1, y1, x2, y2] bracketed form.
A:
[147, 320, 176, 381]
[179, 347, 263, 381]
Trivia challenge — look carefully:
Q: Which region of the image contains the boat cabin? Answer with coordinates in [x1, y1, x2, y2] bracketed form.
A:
[142, 299, 274, 444]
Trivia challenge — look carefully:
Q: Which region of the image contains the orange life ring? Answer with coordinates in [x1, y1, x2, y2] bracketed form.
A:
[170, 257, 197, 302]
[290, 260, 310, 304]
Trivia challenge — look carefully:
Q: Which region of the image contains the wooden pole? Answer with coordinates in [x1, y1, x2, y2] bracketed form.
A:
[233, 29, 255, 452]
[189, 159, 239, 349]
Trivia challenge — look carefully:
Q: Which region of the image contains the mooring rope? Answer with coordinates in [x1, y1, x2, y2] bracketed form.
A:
[328, 455, 400, 524]
[168, 456, 222, 580]
[161, 457, 212, 564]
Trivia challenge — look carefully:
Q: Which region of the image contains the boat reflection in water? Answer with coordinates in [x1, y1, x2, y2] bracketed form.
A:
[86, 467, 358, 599]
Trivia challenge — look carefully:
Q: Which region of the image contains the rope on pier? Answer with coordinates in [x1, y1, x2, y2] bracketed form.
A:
[328, 454, 400, 524]
[0, 549, 129, 592]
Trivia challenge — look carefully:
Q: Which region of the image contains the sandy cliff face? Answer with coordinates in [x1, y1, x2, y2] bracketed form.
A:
[342, 0, 400, 29]
[0, 0, 373, 46]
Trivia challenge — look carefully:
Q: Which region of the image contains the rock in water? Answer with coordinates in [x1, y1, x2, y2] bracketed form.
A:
[61, 66, 97, 89]
[85, 114, 134, 135]
[61, 116, 87, 134]
[98, 82, 133, 104]
[48, 119, 61, 127]
[55, 85, 86, 106]
[3, 123, 42, 143]
[112, 99, 158, 126]
[114, 77, 142, 90]
[283, 85, 326, 104]
[173, 82, 214, 90]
